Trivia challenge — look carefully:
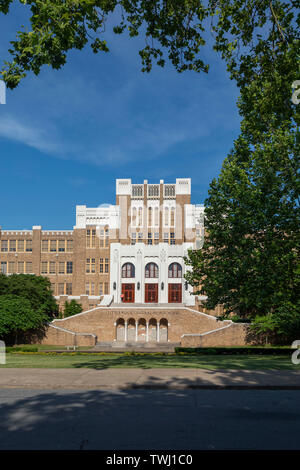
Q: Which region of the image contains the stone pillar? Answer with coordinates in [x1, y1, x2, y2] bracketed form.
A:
[124, 320, 128, 342]
[135, 321, 138, 342]
[146, 320, 149, 342]
[157, 321, 160, 343]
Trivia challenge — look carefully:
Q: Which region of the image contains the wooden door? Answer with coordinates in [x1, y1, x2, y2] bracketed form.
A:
[168, 284, 182, 303]
[122, 284, 135, 303]
[145, 284, 158, 303]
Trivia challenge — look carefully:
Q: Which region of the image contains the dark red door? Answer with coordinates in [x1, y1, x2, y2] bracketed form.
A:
[145, 284, 158, 303]
[168, 284, 182, 303]
[122, 284, 135, 303]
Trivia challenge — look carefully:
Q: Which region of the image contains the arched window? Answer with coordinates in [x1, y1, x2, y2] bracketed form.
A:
[145, 262, 159, 278]
[168, 262, 182, 278]
[122, 263, 135, 278]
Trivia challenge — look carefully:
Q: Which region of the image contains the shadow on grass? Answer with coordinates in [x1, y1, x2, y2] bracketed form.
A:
[70, 354, 299, 371]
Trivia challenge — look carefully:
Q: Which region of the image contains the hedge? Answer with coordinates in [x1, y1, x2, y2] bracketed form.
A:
[175, 347, 294, 355]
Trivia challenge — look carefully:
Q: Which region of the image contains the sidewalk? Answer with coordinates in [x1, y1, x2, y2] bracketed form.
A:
[0, 368, 300, 390]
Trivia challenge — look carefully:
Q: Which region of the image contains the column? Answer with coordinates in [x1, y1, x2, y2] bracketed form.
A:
[135, 321, 138, 342]
[157, 321, 160, 343]
[146, 320, 149, 342]
[124, 320, 128, 342]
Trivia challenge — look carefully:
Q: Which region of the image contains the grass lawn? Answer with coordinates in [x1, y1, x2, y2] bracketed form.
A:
[0, 352, 299, 369]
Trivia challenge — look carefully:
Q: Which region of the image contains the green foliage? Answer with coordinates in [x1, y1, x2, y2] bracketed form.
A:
[251, 302, 300, 343]
[0, 274, 58, 344]
[62, 299, 83, 318]
[0, 273, 58, 318]
[0, 294, 48, 338]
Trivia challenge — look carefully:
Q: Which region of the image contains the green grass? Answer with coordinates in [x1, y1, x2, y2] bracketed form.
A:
[1, 352, 299, 369]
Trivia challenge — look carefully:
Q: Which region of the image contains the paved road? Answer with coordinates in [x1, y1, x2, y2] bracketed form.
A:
[0, 389, 299, 450]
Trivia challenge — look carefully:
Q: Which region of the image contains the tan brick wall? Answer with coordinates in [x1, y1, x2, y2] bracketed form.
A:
[51, 306, 232, 343]
[181, 323, 252, 347]
[40, 324, 97, 346]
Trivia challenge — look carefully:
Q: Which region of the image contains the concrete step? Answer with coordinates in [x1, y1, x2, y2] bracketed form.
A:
[94, 341, 180, 352]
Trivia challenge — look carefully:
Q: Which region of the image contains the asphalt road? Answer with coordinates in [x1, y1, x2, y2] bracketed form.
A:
[0, 389, 299, 450]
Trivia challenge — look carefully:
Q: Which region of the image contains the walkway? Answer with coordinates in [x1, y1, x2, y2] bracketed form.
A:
[0, 369, 299, 390]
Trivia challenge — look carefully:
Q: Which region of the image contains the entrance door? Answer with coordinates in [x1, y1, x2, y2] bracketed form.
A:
[145, 284, 158, 303]
[168, 284, 182, 303]
[122, 284, 135, 303]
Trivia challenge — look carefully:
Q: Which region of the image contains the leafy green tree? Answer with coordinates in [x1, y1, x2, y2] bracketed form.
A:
[0, 1, 298, 91]
[0, 273, 59, 318]
[62, 299, 83, 318]
[0, 294, 49, 344]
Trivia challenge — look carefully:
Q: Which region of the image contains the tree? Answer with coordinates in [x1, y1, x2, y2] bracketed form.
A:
[62, 299, 83, 318]
[0, 273, 59, 318]
[0, 1, 299, 91]
[0, 294, 49, 344]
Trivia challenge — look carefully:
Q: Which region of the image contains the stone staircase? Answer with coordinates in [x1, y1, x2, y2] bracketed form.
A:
[93, 341, 181, 353]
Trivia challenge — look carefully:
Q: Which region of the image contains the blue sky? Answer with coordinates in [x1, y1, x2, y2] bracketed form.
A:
[0, 3, 241, 230]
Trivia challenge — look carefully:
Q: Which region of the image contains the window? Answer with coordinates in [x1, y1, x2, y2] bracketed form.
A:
[86, 229, 90, 248]
[164, 207, 169, 227]
[67, 239, 73, 252]
[104, 282, 109, 295]
[50, 283, 56, 294]
[86, 229, 96, 248]
[99, 283, 103, 295]
[1, 262, 7, 274]
[58, 283, 65, 295]
[168, 262, 182, 278]
[164, 232, 175, 245]
[41, 240, 48, 252]
[9, 240, 16, 252]
[59, 262, 65, 274]
[148, 185, 159, 197]
[145, 262, 159, 278]
[154, 233, 159, 245]
[17, 240, 24, 252]
[26, 262, 32, 274]
[138, 232, 143, 243]
[99, 258, 103, 273]
[41, 262, 48, 274]
[148, 232, 153, 245]
[122, 263, 135, 278]
[1, 240, 8, 252]
[91, 229, 96, 248]
[105, 258, 109, 273]
[148, 207, 152, 227]
[131, 207, 137, 227]
[154, 207, 159, 227]
[170, 208, 175, 227]
[66, 261, 73, 274]
[50, 240, 57, 252]
[85, 282, 94, 295]
[26, 239, 32, 252]
[66, 283, 72, 295]
[8, 262, 15, 274]
[105, 229, 109, 247]
[49, 262, 56, 274]
[132, 185, 143, 197]
[131, 233, 136, 245]
[58, 240, 65, 252]
[86, 258, 95, 273]
[164, 184, 175, 197]
[138, 207, 143, 227]
[18, 261, 24, 274]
